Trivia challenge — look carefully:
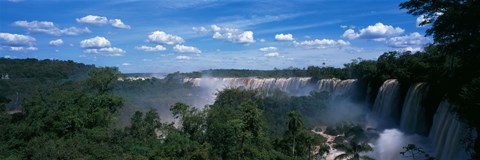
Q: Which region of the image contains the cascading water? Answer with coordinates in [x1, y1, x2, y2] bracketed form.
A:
[183, 77, 313, 96]
[428, 100, 471, 160]
[316, 78, 357, 100]
[372, 79, 402, 122]
[400, 83, 428, 135]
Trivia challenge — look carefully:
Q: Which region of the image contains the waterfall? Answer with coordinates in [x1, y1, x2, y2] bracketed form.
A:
[316, 78, 357, 100]
[400, 83, 428, 135]
[183, 77, 313, 96]
[372, 79, 402, 122]
[428, 100, 471, 160]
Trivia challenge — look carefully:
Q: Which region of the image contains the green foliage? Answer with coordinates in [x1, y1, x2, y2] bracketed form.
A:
[87, 67, 121, 94]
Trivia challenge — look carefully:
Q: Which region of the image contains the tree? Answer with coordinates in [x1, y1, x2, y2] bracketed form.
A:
[87, 67, 121, 94]
[333, 140, 373, 160]
[287, 111, 303, 159]
[400, 0, 480, 157]
[400, 144, 434, 160]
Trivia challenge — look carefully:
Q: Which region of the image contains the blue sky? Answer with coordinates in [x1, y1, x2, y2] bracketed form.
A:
[0, 0, 431, 73]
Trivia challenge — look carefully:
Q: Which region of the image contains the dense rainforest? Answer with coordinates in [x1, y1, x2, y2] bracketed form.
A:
[1, 0, 479, 159]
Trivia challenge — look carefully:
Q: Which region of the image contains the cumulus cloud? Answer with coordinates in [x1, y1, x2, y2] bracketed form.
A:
[192, 26, 208, 33]
[77, 15, 131, 29]
[176, 55, 192, 60]
[275, 33, 294, 41]
[109, 19, 131, 29]
[80, 36, 111, 48]
[121, 63, 131, 66]
[386, 32, 430, 50]
[13, 20, 91, 36]
[76, 15, 108, 25]
[173, 44, 201, 54]
[147, 31, 184, 45]
[259, 46, 277, 52]
[342, 29, 359, 39]
[80, 36, 125, 56]
[0, 33, 37, 52]
[264, 52, 279, 57]
[49, 39, 63, 46]
[293, 39, 350, 49]
[84, 47, 126, 56]
[135, 45, 166, 52]
[0, 32, 36, 46]
[211, 25, 221, 32]
[210, 25, 255, 44]
[342, 23, 404, 40]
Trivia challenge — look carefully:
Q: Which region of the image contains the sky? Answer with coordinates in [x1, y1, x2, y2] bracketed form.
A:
[0, 0, 431, 73]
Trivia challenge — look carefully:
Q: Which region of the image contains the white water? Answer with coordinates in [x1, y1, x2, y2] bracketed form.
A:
[183, 77, 313, 96]
[316, 78, 357, 100]
[429, 100, 470, 160]
[400, 83, 428, 135]
[372, 79, 402, 123]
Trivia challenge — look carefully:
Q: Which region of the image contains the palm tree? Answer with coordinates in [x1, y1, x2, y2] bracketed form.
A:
[334, 140, 374, 160]
[287, 111, 303, 160]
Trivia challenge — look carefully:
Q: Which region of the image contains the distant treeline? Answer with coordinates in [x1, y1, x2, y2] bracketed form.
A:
[0, 58, 95, 110]
[165, 66, 351, 81]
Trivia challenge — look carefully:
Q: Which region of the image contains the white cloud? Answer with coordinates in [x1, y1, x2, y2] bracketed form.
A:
[80, 36, 111, 48]
[0, 33, 37, 52]
[237, 31, 255, 43]
[342, 23, 404, 39]
[176, 55, 192, 60]
[342, 29, 359, 39]
[264, 52, 279, 57]
[13, 21, 91, 36]
[77, 15, 131, 29]
[386, 32, 429, 48]
[173, 44, 201, 54]
[0, 32, 36, 46]
[109, 19, 131, 29]
[61, 27, 91, 35]
[6, 46, 37, 52]
[80, 36, 125, 56]
[147, 31, 184, 45]
[135, 45, 166, 52]
[402, 47, 423, 52]
[293, 39, 350, 49]
[49, 39, 63, 46]
[259, 46, 277, 52]
[84, 47, 126, 56]
[211, 25, 221, 32]
[121, 63, 131, 66]
[416, 15, 429, 27]
[210, 25, 255, 44]
[76, 15, 108, 25]
[259, 38, 266, 42]
[275, 33, 294, 41]
[192, 26, 208, 33]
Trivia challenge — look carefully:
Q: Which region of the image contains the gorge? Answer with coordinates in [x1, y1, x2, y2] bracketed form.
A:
[183, 77, 475, 160]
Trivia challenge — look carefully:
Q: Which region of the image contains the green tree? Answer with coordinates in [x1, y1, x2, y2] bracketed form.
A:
[333, 140, 373, 160]
[287, 111, 303, 159]
[87, 67, 121, 94]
